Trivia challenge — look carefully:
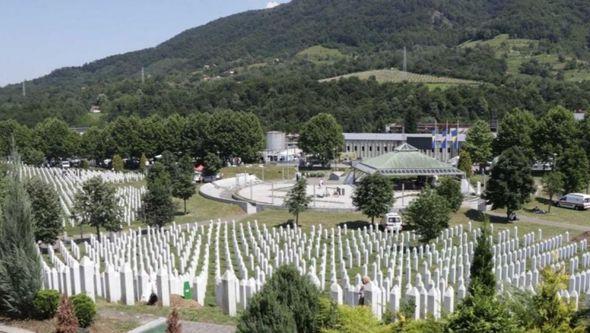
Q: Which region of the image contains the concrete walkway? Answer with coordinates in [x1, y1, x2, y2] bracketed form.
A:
[0, 324, 35, 333]
[487, 211, 590, 232]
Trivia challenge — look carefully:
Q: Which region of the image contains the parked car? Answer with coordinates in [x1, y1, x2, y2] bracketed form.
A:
[556, 193, 590, 210]
[379, 212, 403, 232]
[61, 160, 71, 169]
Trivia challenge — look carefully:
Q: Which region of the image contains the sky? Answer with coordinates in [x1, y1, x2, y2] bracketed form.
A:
[0, 0, 288, 87]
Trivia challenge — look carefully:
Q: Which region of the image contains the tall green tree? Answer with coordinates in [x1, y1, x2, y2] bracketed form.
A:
[485, 146, 536, 220]
[530, 268, 579, 332]
[285, 179, 311, 227]
[556, 146, 590, 194]
[206, 110, 264, 163]
[298, 113, 344, 167]
[0, 158, 42, 318]
[33, 118, 80, 161]
[403, 188, 450, 243]
[533, 106, 578, 162]
[25, 178, 63, 244]
[112, 154, 124, 172]
[541, 171, 564, 212]
[238, 265, 320, 333]
[142, 163, 176, 229]
[463, 120, 494, 173]
[72, 177, 122, 238]
[0, 120, 33, 158]
[448, 216, 518, 332]
[139, 153, 148, 173]
[457, 149, 473, 178]
[469, 219, 495, 295]
[493, 108, 536, 157]
[435, 177, 463, 212]
[172, 155, 196, 214]
[203, 152, 223, 176]
[352, 173, 394, 226]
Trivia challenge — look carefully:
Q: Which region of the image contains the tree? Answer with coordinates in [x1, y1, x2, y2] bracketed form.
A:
[139, 153, 148, 173]
[172, 155, 196, 214]
[72, 177, 122, 239]
[238, 289, 296, 333]
[0, 158, 42, 319]
[435, 177, 463, 212]
[285, 179, 311, 227]
[447, 283, 519, 333]
[206, 110, 264, 162]
[469, 219, 495, 295]
[203, 152, 223, 176]
[33, 118, 80, 161]
[112, 154, 124, 172]
[457, 149, 473, 178]
[530, 268, 578, 332]
[557, 146, 590, 194]
[403, 188, 450, 243]
[449, 217, 518, 332]
[238, 265, 320, 333]
[541, 172, 564, 212]
[55, 296, 79, 333]
[485, 147, 535, 220]
[533, 106, 578, 162]
[142, 163, 176, 229]
[463, 120, 494, 173]
[299, 113, 344, 167]
[166, 308, 182, 333]
[493, 108, 536, 157]
[352, 173, 394, 226]
[25, 177, 63, 244]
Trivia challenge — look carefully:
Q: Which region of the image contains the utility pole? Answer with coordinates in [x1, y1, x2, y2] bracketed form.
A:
[141, 67, 145, 84]
[22, 81, 26, 97]
[403, 46, 408, 80]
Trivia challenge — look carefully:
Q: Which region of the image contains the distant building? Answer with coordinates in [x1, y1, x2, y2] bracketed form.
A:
[89, 105, 101, 113]
[343, 132, 466, 160]
[574, 111, 586, 121]
[262, 131, 300, 162]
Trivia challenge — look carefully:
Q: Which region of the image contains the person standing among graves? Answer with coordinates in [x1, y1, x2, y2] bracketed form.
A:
[358, 276, 371, 305]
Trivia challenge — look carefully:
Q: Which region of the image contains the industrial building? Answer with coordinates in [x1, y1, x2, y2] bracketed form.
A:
[262, 131, 300, 162]
[343, 132, 466, 160]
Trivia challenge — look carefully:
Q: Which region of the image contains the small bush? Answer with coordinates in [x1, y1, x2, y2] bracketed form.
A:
[70, 294, 96, 328]
[33, 289, 60, 319]
[317, 297, 339, 329]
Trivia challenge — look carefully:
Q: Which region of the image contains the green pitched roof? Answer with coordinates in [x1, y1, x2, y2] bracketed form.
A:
[354, 143, 464, 177]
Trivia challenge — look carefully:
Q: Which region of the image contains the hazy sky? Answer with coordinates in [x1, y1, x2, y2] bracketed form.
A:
[0, 0, 288, 87]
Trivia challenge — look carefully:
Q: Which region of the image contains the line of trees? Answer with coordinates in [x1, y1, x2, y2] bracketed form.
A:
[481, 106, 590, 217]
[0, 110, 265, 167]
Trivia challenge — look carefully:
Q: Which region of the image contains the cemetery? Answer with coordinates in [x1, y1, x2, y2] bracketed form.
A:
[19, 165, 145, 227]
[38, 217, 590, 323]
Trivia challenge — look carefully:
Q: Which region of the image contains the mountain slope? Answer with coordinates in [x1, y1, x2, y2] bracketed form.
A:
[1, 0, 590, 126]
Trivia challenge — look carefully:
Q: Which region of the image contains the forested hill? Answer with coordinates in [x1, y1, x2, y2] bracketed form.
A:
[1, 0, 590, 128]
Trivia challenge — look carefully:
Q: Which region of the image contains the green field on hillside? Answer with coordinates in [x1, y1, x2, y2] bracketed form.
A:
[320, 68, 480, 88]
[460, 34, 590, 82]
[295, 45, 347, 64]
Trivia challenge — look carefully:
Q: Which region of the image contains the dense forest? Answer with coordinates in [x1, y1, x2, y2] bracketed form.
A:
[1, 0, 590, 130]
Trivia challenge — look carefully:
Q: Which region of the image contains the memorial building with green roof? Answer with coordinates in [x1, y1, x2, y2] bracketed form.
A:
[351, 143, 465, 188]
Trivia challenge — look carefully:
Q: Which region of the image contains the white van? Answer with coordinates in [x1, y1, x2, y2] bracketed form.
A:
[379, 212, 403, 232]
[61, 161, 71, 169]
[557, 193, 590, 210]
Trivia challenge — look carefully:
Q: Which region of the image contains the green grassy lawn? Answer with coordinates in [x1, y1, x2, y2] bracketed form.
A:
[460, 34, 590, 81]
[515, 196, 590, 228]
[295, 45, 347, 65]
[220, 164, 298, 181]
[321, 68, 480, 86]
[173, 187, 245, 224]
[238, 206, 579, 239]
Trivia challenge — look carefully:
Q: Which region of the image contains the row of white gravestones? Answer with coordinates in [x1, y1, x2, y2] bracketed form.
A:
[39, 219, 586, 319]
[20, 164, 145, 228]
[215, 221, 587, 318]
[40, 221, 216, 306]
